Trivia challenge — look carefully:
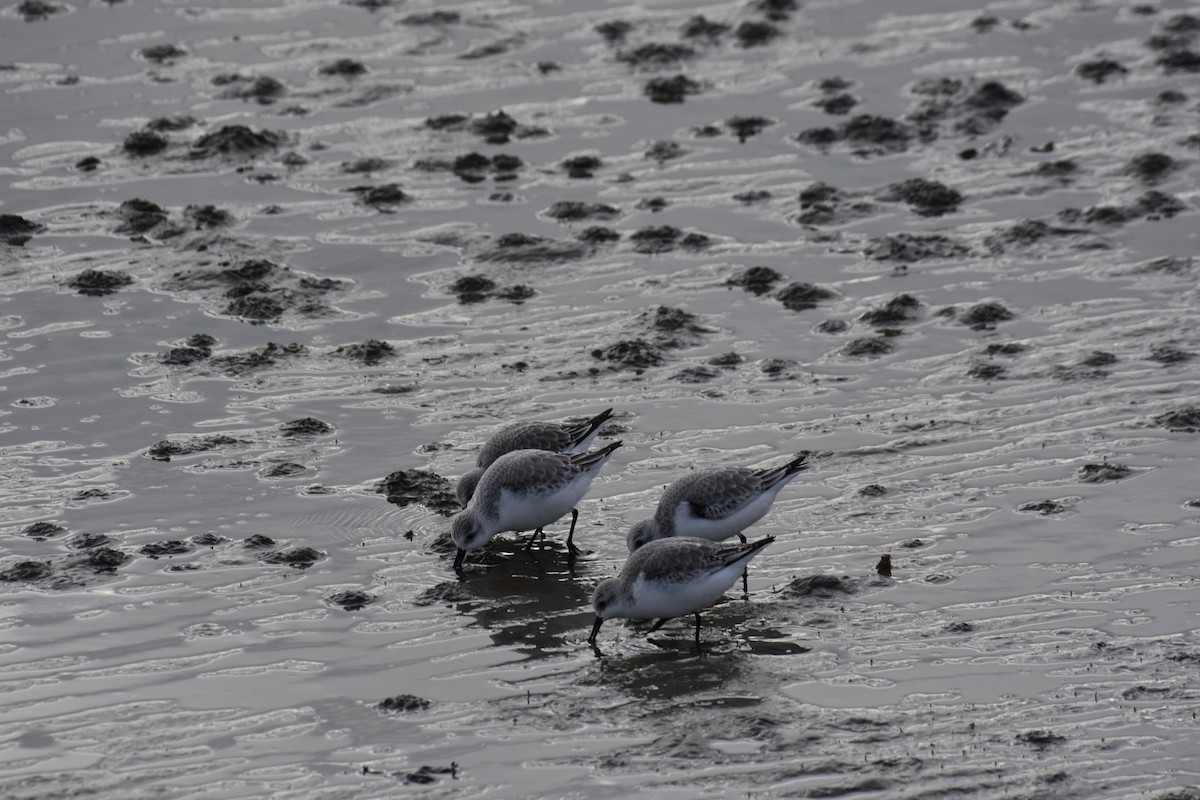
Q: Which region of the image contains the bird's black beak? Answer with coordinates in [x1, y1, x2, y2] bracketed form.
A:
[453, 548, 467, 572]
[588, 616, 604, 644]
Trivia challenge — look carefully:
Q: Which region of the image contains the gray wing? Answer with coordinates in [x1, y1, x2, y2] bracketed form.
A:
[633, 536, 773, 583]
[476, 409, 613, 467]
[477, 422, 575, 467]
[661, 468, 762, 520]
[633, 537, 725, 583]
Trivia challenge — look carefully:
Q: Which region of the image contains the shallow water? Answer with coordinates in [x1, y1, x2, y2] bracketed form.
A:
[2, 0, 1199, 797]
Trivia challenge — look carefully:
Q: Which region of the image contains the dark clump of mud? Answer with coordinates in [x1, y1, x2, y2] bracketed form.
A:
[189, 125, 287, 159]
[164, 258, 343, 323]
[783, 573, 860, 599]
[1058, 191, 1187, 225]
[544, 201, 620, 222]
[279, 418, 334, 437]
[319, 58, 368, 77]
[214, 74, 287, 104]
[1125, 152, 1179, 183]
[672, 366, 721, 383]
[859, 484, 888, 497]
[114, 198, 170, 235]
[681, 15, 730, 41]
[22, 521, 67, 540]
[968, 362, 1006, 380]
[210, 342, 307, 376]
[424, 110, 548, 144]
[1076, 462, 1132, 482]
[328, 590, 374, 610]
[140, 44, 187, 63]
[866, 232, 969, 261]
[476, 233, 590, 265]
[139, 540, 192, 558]
[643, 74, 703, 103]
[955, 301, 1016, 330]
[260, 462, 309, 478]
[776, 282, 836, 311]
[984, 219, 1081, 252]
[1, 561, 52, 582]
[796, 114, 913, 154]
[1019, 500, 1069, 516]
[343, 158, 390, 174]
[841, 337, 895, 358]
[735, 20, 781, 47]
[1075, 59, 1128, 83]
[616, 43, 696, 68]
[579, 226, 621, 244]
[350, 183, 410, 209]
[67, 269, 134, 296]
[592, 339, 666, 370]
[645, 140, 686, 162]
[449, 274, 535, 304]
[378, 694, 432, 713]
[123, 130, 170, 157]
[1, 214, 45, 245]
[333, 339, 395, 365]
[1154, 407, 1200, 431]
[260, 547, 324, 568]
[1016, 730, 1066, 751]
[878, 178, 963, 216]
[147, 115, 199, 132]
[725, 116, 773, 143]
[148, 434, 247, 462]
[630, 225, 700, 254]
[859, 294, 922, 327]
[415, 152, 522, 182]
[1149, 344, 1192, 364]
[561, 155, 602, 178]
[378, 470, 458, 515]
[727, 265, 783, 295]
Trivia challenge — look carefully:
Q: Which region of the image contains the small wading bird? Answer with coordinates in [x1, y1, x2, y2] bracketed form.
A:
[455, 408, 615, 508]
[588, 535, 776, 654]
[626, 452, 809, 552]
[451, 441, 623, 571]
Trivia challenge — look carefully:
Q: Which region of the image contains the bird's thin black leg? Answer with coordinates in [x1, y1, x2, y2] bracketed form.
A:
[565, 508, 581, 555]
[523, 528, 543, 551]
[649, 618, 670, 632]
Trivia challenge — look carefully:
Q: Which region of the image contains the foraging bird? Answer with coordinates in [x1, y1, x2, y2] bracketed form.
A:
[451, 441, 623, 571]
[626, 453, 809, 553]
[588, 535, 776, 653]
[455, 408, 614, 507]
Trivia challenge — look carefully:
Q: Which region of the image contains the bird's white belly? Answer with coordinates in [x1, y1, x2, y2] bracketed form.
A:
[497, 480, 586, 532]
[630, 566, 742, 619]
[673, 489, 779, 540]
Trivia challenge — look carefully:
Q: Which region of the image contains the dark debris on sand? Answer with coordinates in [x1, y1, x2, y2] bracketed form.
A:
[328, 590, 374, 610]
[333, 339, 396, 365]
[448, 274, 535, 304]
[163, 258, 343, 323]
[1, 214, 46, 245]
[67, 269, 134, 296]
[727, 265, 783, 295]
[378, 469, 458, 515]
[148, 434, 248, 462]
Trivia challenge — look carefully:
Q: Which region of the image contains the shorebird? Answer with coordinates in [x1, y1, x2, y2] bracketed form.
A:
[451, 441, 623, 570]
[455, 408, 614, 507]
[588, 535, 776, 654]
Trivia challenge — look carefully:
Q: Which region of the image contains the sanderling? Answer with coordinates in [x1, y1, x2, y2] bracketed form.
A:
[588, 535, 776, 653]
[451, 440, 623, 570]
[627, 452, 809, 552]
[455, 408, 615, 507]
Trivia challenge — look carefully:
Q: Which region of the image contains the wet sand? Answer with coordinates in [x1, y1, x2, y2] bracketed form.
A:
[2, 0, 1199, 797]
